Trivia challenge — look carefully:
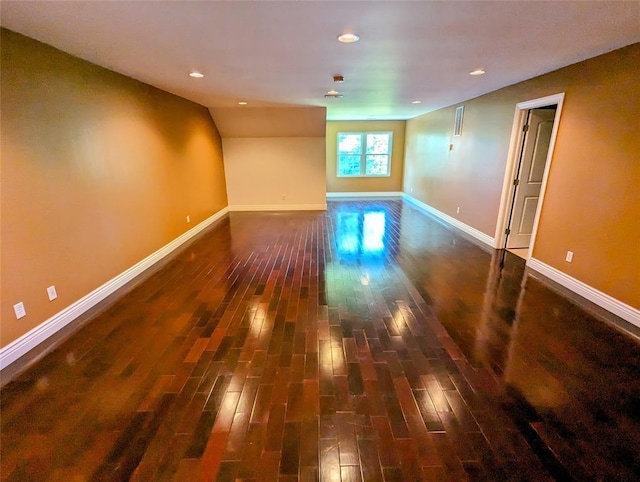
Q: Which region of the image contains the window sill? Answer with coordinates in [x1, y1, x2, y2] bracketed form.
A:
[336, 174, 392, 178]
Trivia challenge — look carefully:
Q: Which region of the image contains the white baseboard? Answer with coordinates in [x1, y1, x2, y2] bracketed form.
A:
[402, 193, 496, 249]
[228, 203, 327, 211]
[0, 206, 230, 371]
[326, 191, 403, 198]
[527, 258, 640, 328]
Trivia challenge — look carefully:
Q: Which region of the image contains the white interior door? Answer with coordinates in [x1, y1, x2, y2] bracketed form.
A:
[507, 107, 556, 249]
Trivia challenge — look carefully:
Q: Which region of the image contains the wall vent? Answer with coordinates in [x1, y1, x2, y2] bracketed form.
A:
[454, 106, 464, 136]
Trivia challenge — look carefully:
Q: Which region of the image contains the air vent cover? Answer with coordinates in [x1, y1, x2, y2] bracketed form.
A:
[454, 106, 464, 136]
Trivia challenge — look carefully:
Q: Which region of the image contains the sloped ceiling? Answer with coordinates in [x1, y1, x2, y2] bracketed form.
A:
[210, 107, 327, 138]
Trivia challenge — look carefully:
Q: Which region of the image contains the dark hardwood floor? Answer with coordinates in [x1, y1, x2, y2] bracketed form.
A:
[2, 199, 639, 481]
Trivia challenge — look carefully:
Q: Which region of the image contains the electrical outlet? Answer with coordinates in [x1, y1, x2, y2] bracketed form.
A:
[282, 195, 286, 201]
[186, 215, 190, 223]
[565, 251, 574, 263]
[456, 206, 460, 214]
[47, 285, 58, 301]
[410, 187, 414, 193]
[13, 302, 26, 319]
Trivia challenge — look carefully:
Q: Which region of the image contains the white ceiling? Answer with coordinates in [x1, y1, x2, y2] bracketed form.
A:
[2, 1, 639, 120]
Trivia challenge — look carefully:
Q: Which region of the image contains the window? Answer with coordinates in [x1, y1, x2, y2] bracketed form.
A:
[337, 132, 392, 177]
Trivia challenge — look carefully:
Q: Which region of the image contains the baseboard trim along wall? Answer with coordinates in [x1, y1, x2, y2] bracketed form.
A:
[401, 192, 638, 327]
[0, 207, 230, 372]
[228, 204, 327, 211]
[402, 193, 496, 249]
[326, 192, 403, 198]
[527, 258, 640, 328]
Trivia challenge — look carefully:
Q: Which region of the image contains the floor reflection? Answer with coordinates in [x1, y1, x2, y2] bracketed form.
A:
[229, 202, 640, 478]
[331, 202, 397, 262]
[360, 198, 640, 479]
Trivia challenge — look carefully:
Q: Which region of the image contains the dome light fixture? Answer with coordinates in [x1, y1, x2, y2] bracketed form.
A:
[469, 68, 486, 76]
[412, 100, 422, 104]
[189, 71, 204, 78]
[338, 33, 360, 43]
[238, 101, 248, 105]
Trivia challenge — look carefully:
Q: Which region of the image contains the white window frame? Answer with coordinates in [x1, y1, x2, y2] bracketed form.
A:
[336, 131, 393, 177]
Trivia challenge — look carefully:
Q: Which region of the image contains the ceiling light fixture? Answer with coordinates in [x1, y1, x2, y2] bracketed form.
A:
[469, 69, 486, 76]
[238, 101, 248, 105]
[333, 75, 345, 83]
[412, 100, 422, 104]
[327, 90, 339, 95]
[189, 71, 204, 78]
[338, 33, 360, 43]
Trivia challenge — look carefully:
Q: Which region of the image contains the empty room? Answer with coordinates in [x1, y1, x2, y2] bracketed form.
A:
[1, 1, 639, 481]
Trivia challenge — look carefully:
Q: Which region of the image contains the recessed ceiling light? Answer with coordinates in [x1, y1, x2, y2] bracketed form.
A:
[189, 71, 204, 78]
[338, 33, 360, 43]
[238, 101, 248, 105]
[469, 69, 486, 76]
[412, 100, 422, 104]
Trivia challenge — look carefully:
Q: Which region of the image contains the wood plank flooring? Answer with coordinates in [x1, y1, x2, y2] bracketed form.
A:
[1, 199, 639, 481]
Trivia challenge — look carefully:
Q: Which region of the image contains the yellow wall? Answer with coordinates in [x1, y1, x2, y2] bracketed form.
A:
[211, 106, 327, 209]
[404, 43, 640, 308]
[222, 137, 327, 209]
[327, 120, 405, 193]
[0, 29, 229, 348]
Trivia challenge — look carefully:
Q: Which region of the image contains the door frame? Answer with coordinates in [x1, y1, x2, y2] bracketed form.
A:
[494, 93, 565, 259]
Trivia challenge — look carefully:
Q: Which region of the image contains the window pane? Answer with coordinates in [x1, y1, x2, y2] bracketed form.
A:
[365, 155, 389, 175]
[338, 155, 361, 176]
[366, 134, 390, 154]
[338, 134, 362, 155]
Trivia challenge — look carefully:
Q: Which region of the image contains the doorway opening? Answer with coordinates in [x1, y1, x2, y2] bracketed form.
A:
[495, 93, 564, 261]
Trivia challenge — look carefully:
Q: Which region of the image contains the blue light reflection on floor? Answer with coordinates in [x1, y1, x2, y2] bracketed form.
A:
[335, 210, 386, 258]
[326, 200, 400, 317]
[332, 203, 395, 262]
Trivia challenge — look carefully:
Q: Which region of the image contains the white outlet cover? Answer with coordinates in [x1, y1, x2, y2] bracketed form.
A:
[186, 215, 190, 223]
[565, 251, 574, 262]
[47, 285, 58, 301]
[13, 302, 26, 319]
